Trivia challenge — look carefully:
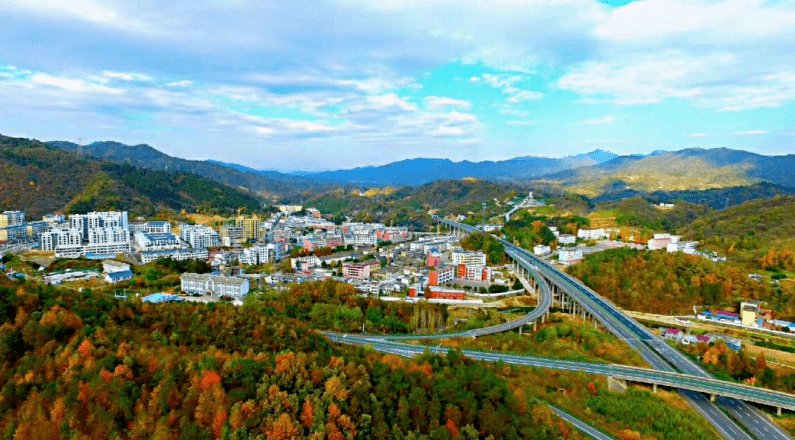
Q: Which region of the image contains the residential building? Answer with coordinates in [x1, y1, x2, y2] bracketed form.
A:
[42, 213, 65, 224]
[85, 227, 130, 255]
[533, 244, 551, 255]
[69, 211, 128, 240]
[660, 328, 683, 341]
[291, 256, 321, 271]
[134, 232, 181, 251]
[220, 225, 244, 247]
[429, 266, 455, 286]
[26, 221, 48, 239]
[102, 259, 131, 274]
[277, 205, 303, 213]
[129, 221, 171, 234]
[557, 234, 576, 245]
[667, 241, 698, 254]
[741, 301, 761, 326]
[235, 215, 261, 241]
[342, 263, 371, 279]
[0, 211, 25, 228]
[180, 224, 221, 249]
[427, 249, 443, 268]
[558, 249, 583, 263]
[457, 264, 492, 282]
[240, 244, 277, 266]
[40, 229, 82, 251]
[577, 228, 607, 240]
[427, 286, 465, 300]
[104, 270, 133, 283]
[139, 248, 209, 264]
[0, 225, 28, 242]
[451, 248, 487, 266]
[180, 273, 250, 299]
[648, 233, 681, 251]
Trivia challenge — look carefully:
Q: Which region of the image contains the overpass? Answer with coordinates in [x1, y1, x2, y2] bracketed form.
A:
[433, 216, 792, 440]
[329, 335, 795, 413]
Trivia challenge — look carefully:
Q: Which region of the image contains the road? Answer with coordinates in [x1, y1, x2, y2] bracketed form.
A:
[548, 405, 615, 440]
[433, 217, 793, 440]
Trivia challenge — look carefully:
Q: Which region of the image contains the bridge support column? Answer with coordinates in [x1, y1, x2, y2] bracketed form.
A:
[518, 326, 523, 335]
[652, 383, 657, 393]
[607, 377, 628, 393]
[778, 407, 783, 416]
[710, 394, 716, 402]
[533, 320, 537, 331]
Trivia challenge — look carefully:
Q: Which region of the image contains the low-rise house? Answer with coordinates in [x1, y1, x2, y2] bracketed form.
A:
[533, 244, 551, 255]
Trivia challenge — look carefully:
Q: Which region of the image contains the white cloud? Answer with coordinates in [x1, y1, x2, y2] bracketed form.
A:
[31, 73, 125, 95]
[165, 80, 193, 87]
[103, 71, 151, 81]
[507, 90, 543, 103]
[425, 96, 472, 110]
[733, 130, 767, 136]
[577, 115, 615, 127]
[469, 76, 479, 82]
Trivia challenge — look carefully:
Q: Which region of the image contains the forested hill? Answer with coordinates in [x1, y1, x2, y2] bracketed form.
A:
[47, 139, 325, 200]
[0, 135, 262, 218]
[678, 196, 795, 255]
[0, 281, 570, 439]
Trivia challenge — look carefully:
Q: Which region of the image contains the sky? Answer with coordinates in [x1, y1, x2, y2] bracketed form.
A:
[1, 0, 794, 171]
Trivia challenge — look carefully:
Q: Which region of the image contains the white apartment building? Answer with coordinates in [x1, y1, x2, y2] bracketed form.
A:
[133, 232, 181, 251]
[667, 241, 698, 254]
[86, 227, 130, 254]
[40, 229, 82, 251]
[557, 234, 576, 245]
[558, 249, 583, 263]
[451, 248, 487, 266]
[291, 255, 321, 271]
[42, 213, 65, 224]
[139, 248, 209, 264]
[70, 211, 128, 239]
[577, 228, 608, 240]
[129, 221, 171, 234]
[180, 224, 221, 249]
[533, 244, 551, 255]
[181, 273, 249, 299]
[239, 244, 277, 265]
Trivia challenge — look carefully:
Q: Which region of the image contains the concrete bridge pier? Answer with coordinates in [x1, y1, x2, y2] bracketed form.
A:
[778, 407, 783, 416]
[710, 394, 716, 402]
[652, 383, 657, 393]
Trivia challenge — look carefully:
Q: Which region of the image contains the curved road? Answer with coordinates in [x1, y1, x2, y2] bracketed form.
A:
[436, 216, 792, 440]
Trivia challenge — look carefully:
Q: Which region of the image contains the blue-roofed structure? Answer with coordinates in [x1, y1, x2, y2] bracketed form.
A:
[142, 293, 185, 303]
[104, 269, 133, 283]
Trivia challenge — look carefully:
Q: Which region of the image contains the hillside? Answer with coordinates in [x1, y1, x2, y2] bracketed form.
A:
[306, 179, 523, 228]
[567, 248, 777, 315]
[538, 148, 795, 196]
[592, 182, 795, 210]
[678, 196, 795, 264]
[297, 150, 618, 186]
[47, 140, 324, 200]
[0, 280, 577, 440]
[0, 135, 262, 218]
[593, 197, 709, 231]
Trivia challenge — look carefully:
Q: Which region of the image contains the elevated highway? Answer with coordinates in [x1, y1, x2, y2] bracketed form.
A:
[434, 216, 792, 439]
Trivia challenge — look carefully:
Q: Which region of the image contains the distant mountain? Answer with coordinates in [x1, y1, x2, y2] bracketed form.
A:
[538, 148, 795, 196]
[47, 140, 325, 200]
[296, 149, 619, 186]
[1, 135, 261, 218]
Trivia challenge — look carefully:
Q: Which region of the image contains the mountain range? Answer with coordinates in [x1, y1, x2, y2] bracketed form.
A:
[43, 136, 795, 199]
[292, 150, 619, 186]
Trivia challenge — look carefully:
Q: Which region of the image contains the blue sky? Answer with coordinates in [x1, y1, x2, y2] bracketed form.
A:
[0, 0, 794, 171]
